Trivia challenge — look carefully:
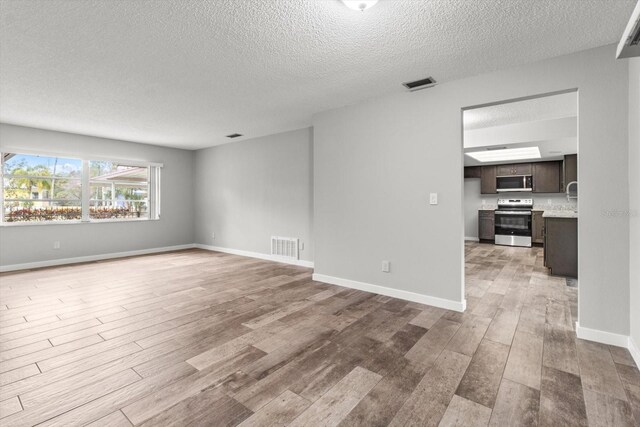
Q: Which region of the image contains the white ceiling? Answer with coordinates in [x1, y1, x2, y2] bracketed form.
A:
[463, 92, 578, 131]
[0, 0, 634, 150]
[463, 92, 578, 166]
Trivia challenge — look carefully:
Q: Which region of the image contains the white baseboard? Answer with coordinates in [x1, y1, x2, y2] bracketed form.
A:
[312, 273, 466, 312]
[575, 322, 630, 348]
[465, 237, 480, 242]
[0, 244, 196, 272]
[629, 336, 640, 368]
[576, 326, 640, 368]
[195, 244, 314, 268]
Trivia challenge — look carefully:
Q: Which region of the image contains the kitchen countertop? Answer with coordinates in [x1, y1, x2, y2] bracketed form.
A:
[542, 210, 578, 218]
[478, 205, 578, 218]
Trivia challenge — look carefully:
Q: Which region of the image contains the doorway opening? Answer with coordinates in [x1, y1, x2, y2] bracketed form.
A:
[461, 90, 579, 324]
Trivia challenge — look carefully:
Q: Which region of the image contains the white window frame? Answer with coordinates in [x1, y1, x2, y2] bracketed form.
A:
[1, 150, 163, 226]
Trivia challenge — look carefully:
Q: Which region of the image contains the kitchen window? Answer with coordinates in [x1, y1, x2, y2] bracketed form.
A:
[1, 152, 162, 224]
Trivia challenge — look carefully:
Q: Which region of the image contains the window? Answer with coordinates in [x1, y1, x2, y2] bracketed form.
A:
[1, 152, 161, 224]
[90, 161, 150, 220]
[2, 153, 82, 222]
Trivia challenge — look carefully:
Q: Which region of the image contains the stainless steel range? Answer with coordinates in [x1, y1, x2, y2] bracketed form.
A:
[495, 198, 533, 247]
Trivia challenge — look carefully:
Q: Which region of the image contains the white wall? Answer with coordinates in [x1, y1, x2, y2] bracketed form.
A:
[464, 116, 576, 149]
[0, 124, 195, 267]
[629, 57, 640, 355]
[313, 45, 630, 335]
[464, 179, 482, 240]
[193, 128, 313, 262]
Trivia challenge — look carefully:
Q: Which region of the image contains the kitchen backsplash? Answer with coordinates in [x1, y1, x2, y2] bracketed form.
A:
[479, 193, 578, 211]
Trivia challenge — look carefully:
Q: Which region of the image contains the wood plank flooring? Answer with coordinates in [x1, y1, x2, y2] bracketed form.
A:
[0, 243, 638, 426]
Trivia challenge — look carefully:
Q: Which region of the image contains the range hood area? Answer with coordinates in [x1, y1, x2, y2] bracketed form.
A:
[464, 154, 577, 195]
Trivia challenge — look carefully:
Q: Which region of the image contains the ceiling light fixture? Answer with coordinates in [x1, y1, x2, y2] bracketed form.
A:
[465, 147, 541, 163]
[341, 0, 378, 12]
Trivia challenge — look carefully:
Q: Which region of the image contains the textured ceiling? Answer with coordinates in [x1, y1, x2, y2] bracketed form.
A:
[0, 0, 634, 149]
[464, 92, 578, 130]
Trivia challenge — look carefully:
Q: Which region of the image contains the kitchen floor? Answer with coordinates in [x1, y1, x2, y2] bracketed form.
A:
[0, 246, 638, 426]
[465, 242, 638, 426]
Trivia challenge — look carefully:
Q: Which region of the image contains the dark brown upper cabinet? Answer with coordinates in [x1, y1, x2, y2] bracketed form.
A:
[480, 166, 497, 194]
[563, 154, 577, 192]
[533, 161, 562, 193]
[464, 166, 482, 179]
[496, 163, 532, 176]
[472, 160, 565, 194]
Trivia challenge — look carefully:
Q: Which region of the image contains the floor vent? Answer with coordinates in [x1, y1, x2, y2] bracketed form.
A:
[271, 236, 299, 260]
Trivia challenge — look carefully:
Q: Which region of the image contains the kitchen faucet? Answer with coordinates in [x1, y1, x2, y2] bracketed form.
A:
[566, 181, 578, 202]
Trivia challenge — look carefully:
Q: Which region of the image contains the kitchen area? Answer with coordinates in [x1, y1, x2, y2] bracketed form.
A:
[463, 91, 578, 280]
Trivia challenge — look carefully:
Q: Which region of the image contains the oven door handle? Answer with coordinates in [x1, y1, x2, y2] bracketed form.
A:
[495, 211, 532, 216]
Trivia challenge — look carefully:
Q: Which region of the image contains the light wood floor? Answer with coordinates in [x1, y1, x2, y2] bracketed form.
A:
[0, 243, 638, 426]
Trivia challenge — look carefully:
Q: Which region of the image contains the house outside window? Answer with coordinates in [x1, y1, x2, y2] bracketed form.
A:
[90, 161, 150, 220]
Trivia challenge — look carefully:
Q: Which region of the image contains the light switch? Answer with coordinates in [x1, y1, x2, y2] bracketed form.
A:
[382, 260, 390, 273]
[430, 193, 438, 205]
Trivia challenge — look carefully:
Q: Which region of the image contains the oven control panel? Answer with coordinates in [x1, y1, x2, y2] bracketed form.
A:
[497, 198, 533, 205]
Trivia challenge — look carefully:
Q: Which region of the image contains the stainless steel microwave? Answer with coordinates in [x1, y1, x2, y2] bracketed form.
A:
[496, 175, 533, 192]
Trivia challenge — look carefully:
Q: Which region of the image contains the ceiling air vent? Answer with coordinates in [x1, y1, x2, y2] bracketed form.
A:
[403, 76, 437, 92]
[226, 133, 243, 139]
[617, 1, 640, 58]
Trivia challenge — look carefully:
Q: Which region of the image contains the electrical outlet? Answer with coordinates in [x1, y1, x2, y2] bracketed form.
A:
[300, 242, 304, 251]
[53, 241, 60, 250]
[430, 193, 438, 205]
[211, 232, 215, 240]
[547, 199, 552, 204]
[382, 260, 390, 273]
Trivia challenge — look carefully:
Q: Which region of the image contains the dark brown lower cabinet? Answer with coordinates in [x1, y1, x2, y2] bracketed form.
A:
[532, 211, 544, 244]
[544, 217, 577, 277]
[478, 210, 495, 241]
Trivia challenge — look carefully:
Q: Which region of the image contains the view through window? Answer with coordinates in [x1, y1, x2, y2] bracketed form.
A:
[90, 161, 150, 220]
[1, 153, 160, 223]
[2, 153, 82, 222]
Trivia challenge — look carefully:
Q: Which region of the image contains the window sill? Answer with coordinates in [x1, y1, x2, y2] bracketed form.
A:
[0, 218, 160, 227]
